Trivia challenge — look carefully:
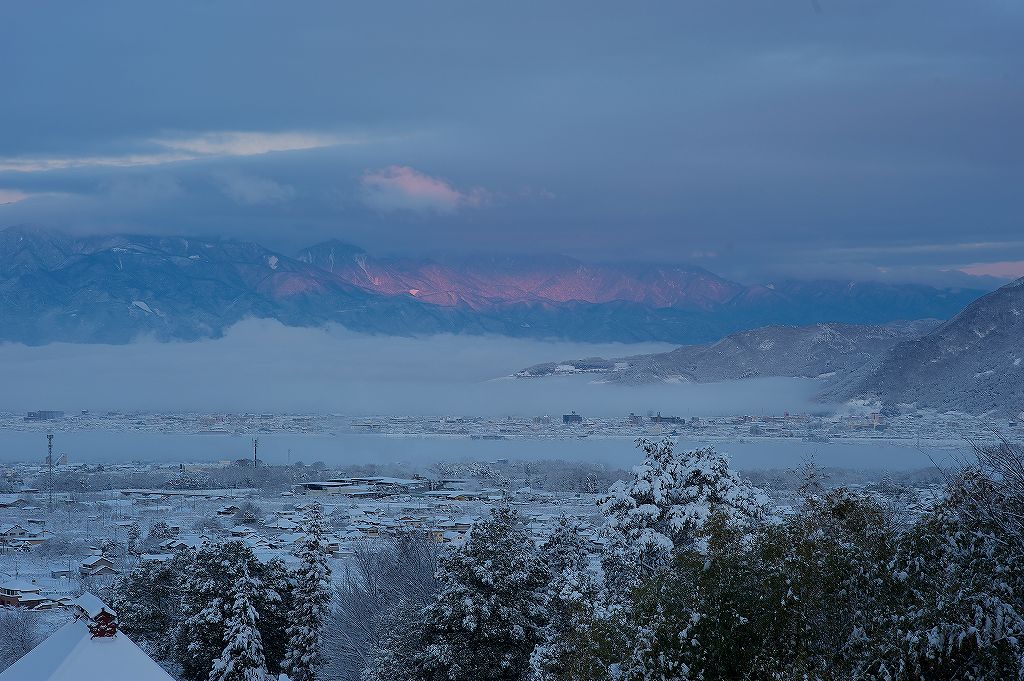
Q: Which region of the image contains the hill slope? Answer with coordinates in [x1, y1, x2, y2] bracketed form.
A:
[516, 320, 938, 384]
[827, 277, 1024, 416]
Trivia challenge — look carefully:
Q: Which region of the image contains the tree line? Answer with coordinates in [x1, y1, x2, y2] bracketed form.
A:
[114, 438, 1024, 679]
[114, 504, 332, 681]
[352, 439, 1024, 680]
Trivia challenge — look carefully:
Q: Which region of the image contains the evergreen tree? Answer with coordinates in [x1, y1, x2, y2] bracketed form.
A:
[113, 556, 184, 662]
[418, 505, 548, 681]
[597, 439, 768, 598]
[618, 511, 752, 681]
[178, 548, 232, 681]
[175, 542, 289, 681]
[126, 521, 142, 555]
[210, 564, 268, 681]
[362, 601, 426, 681]
[531, 516, 608, 681]
[284, 503, 332, 681]
[862, 470, 1024, 680]
[259, 557, 294, 675]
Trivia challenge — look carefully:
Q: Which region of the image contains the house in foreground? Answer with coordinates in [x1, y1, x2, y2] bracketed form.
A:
[0, 593, 175, 681]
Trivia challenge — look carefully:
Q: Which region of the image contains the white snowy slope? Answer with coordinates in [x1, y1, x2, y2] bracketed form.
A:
[0, 617, 176, 681]
[516, 320, 938, 385]
[825, 276, 1024, 416]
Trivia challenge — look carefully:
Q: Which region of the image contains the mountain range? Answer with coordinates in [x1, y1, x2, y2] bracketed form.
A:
[0, 226, 988, 346]
[519, 278, 1024, 417]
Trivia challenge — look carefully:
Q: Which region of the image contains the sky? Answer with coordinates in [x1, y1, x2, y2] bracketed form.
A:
[0, 1, 1022, 285]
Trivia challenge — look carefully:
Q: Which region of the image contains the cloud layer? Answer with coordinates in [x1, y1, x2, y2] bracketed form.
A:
[0, 319, 827, 416]
[0, 2, 1021, 282]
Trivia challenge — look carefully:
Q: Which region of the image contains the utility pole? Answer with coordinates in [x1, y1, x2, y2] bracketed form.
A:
[47, 432, 54, 511]
[253, 437, 259, 469]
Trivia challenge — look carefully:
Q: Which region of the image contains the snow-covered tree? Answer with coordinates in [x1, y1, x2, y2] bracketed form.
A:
[113, 556, 184, 662]
[210, 565, 268, 681]
[597, 439, 768, 591]
[362, 601, 425, 681]
[126, 520, 142, 555]
[531, 516, 608, 681]
[175, 542, 289, 681]
[284, 503, 332, 681]
[0, 608, 41, 672]
[178, 551, 231, 681]
[861, 469, 1024, 680]
[417, 505, 548, 681]
[144, 519, 177, 550]
[258, 557, 293, 674]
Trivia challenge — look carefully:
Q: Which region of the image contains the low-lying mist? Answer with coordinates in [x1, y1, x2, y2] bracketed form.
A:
[0, 319, 825, 416]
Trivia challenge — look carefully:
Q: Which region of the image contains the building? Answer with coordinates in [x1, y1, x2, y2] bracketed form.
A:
[293, 476, 434, 497]
[0, 523, 31, 541]
[562, 411, 583, 424]
[0, 593, 175, 681]
[0, 579, 43, 607]
[80, 555, 117, 577]
[24, 410, 65, 421]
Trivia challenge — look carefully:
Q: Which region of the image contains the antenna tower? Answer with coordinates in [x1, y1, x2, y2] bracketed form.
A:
[47, 432, 54, 510]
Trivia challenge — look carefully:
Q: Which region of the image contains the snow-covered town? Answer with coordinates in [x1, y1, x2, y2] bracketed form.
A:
[1, 434, 1011, 679]
[4, 1, 1024, 678]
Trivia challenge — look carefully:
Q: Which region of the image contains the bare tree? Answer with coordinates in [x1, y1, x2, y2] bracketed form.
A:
[324, 532, 443, 680]
[0, 608, 42, 672]
[958, 437, 1024, 549]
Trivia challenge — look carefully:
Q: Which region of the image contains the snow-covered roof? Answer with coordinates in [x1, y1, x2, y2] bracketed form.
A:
[0, 618, 174, 681]
[0, 579, 42, 593]
[71, 592, 114, 619]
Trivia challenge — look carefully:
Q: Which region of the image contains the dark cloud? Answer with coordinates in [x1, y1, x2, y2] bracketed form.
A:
[0, 1, 1021, 282]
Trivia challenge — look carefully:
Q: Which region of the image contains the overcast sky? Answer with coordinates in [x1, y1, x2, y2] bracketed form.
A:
[0, 1, 1021, 285]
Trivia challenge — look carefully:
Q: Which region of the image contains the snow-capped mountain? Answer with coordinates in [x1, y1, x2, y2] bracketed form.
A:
[0, 226, 988, 345]
[296, 239, 745, 310]
[516, 320, 939, 384]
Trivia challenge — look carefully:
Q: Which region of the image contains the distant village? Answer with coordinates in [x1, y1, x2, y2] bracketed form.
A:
[4, 405, 1021, 444]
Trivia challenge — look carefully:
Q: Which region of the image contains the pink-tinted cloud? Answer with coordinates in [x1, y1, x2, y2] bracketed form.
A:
[0, 189, 30, 204]
[360, 165, 487, 213]
[959, 260, 1024, 280]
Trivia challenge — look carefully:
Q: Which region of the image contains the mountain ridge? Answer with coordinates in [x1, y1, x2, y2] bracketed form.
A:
[0, 226, 991, 346]
[825, 277, 1024, 417]
[515, 320, 940, 385]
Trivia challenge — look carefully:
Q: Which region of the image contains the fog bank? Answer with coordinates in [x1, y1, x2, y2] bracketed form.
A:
[0, 319, 824, 416]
